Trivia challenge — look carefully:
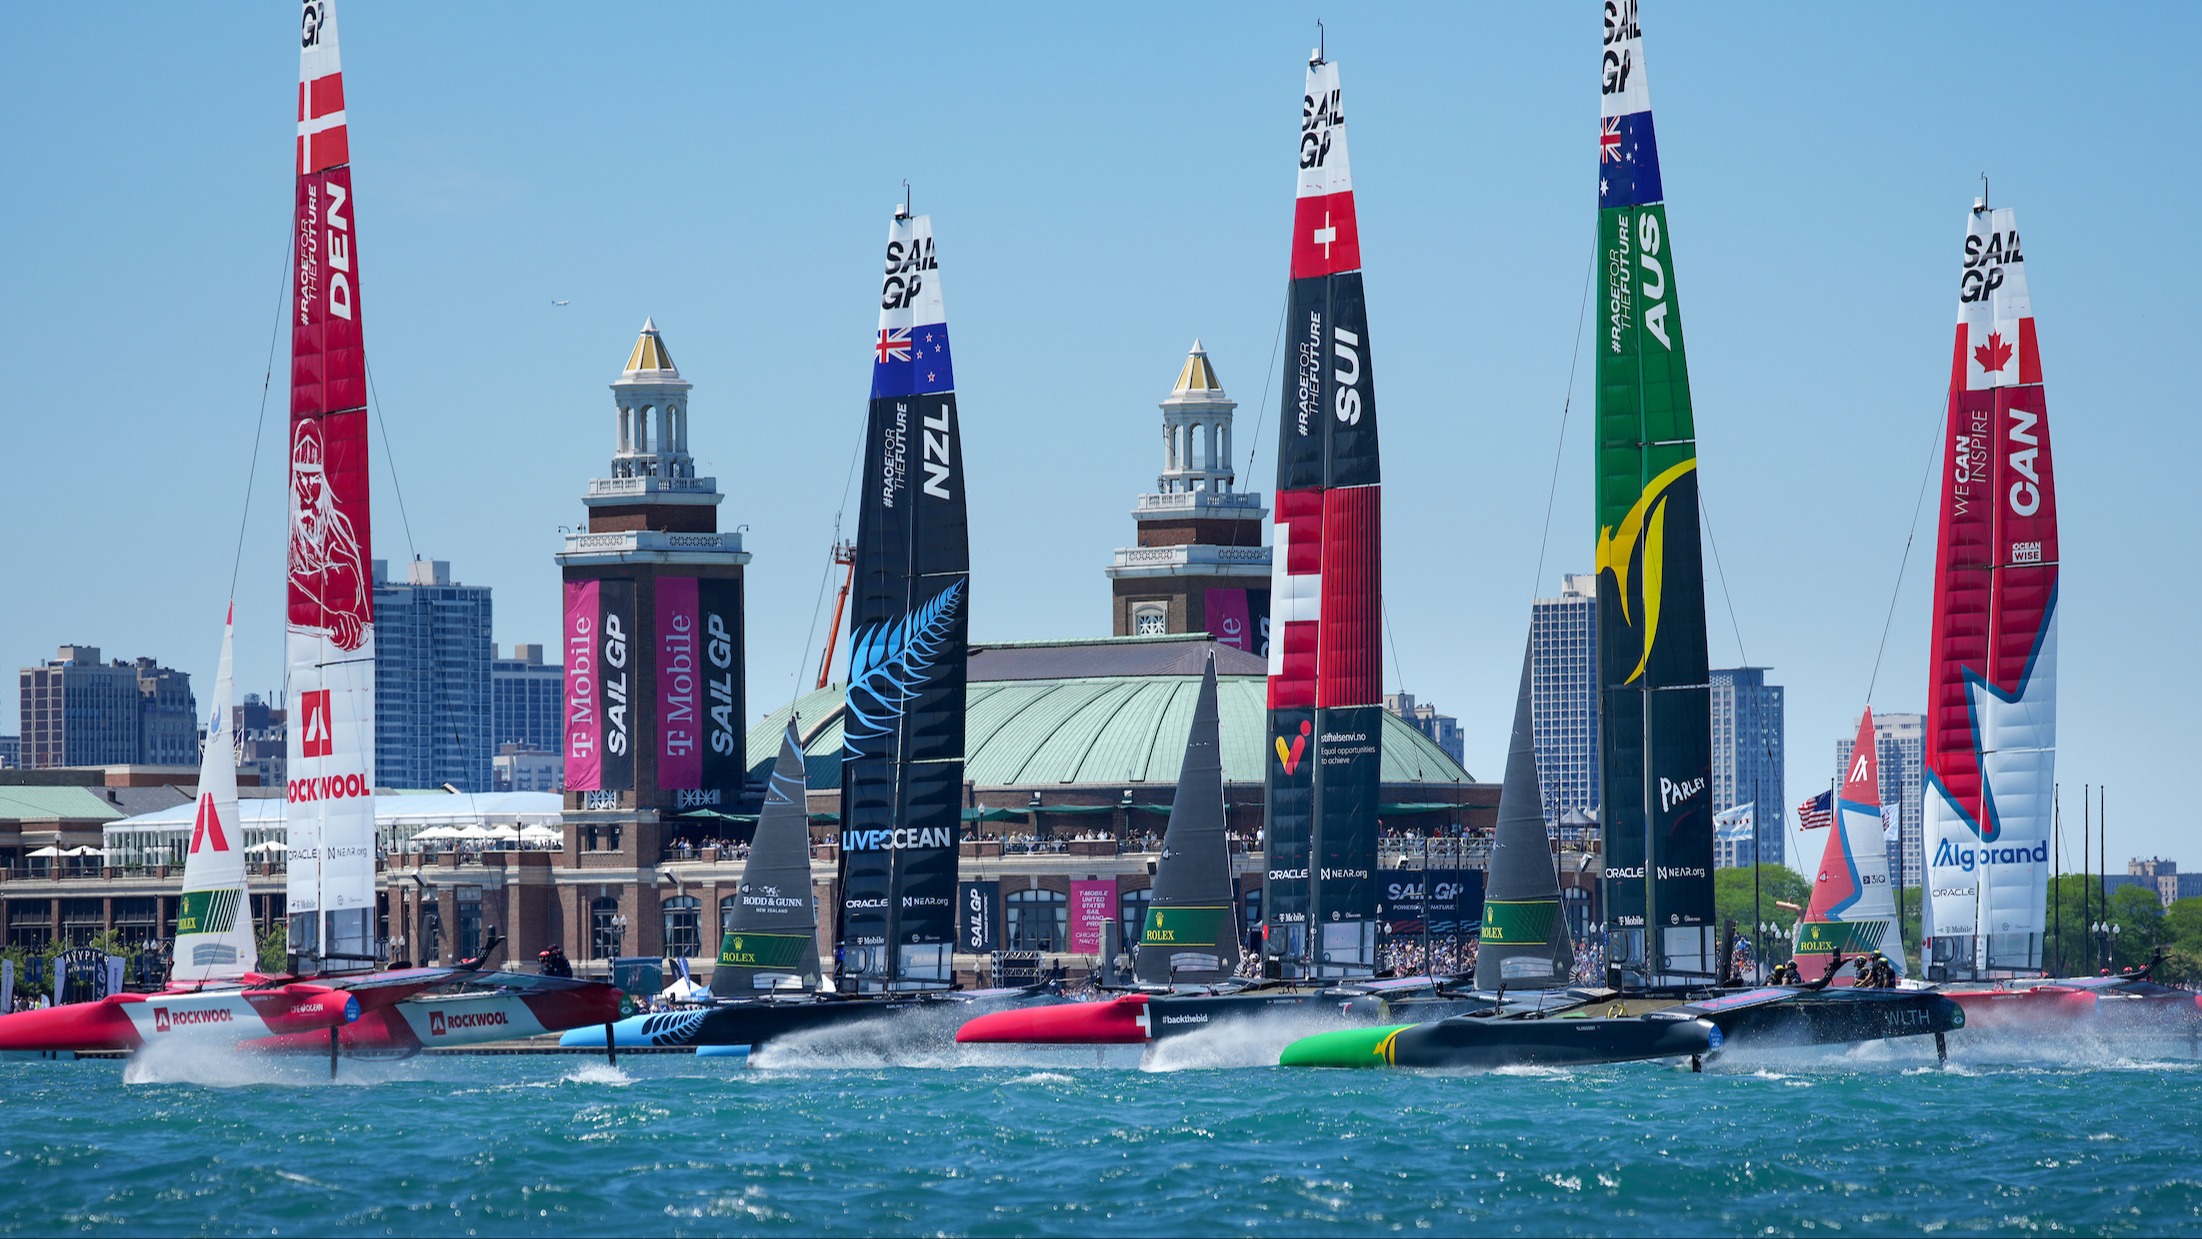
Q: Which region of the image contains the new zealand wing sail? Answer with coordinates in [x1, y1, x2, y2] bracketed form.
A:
[714, 722, 822, 996]
[1593, 0, 1715, 988]
[1264, 50, 1383, 979]
[1137, 654, 1239, 985]
[1475, 639, 1575, 990]
[838, 208, 969, 991]
[286, 0, 378, 974]
[1921, 204, 2058, 979]
[173, 606, 259, 983]
[1793, 709, 1908, 976]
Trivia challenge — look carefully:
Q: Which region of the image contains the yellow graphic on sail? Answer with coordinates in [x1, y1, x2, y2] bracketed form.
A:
[1594, 458, 1696, 685]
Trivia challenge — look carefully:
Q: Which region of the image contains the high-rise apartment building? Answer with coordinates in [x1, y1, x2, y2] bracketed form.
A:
[1385, 692, 1465, 768]
[1531, 574, 1599, 825]
[372, 559, 493, 791]
[18, 646, 196, 769]
[1710, 667, 1786, 869]
[493, 643, 564, 753]
[1834, 710, 1925, 889]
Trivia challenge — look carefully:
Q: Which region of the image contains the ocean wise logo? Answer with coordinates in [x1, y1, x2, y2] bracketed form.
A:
[1595, 458, 1697, 684]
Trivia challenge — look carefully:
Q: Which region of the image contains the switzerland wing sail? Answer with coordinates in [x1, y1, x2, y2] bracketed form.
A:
[1593, 1, 1716, 988]
[172, 606, 258, 983]
[838, 208, 970, 991]
[1921, 204, 2059, 979]
[286, 0, 379, 974]
[1263, 51, 1384, 979]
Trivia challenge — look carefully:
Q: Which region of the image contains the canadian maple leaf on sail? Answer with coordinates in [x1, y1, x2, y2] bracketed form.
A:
[1973, 331, 2013, 374]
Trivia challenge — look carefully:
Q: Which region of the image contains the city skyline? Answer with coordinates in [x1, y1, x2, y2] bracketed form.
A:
[1, 6, 2190, 863]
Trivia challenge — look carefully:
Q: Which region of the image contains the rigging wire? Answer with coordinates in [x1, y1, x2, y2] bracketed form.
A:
[790, 399, 872, 711]
[363, 357, 419, 565]
[1238, 291, 1292, 485]
[1529, 254, 1597, 604]
[229, 243, 294, 603]
[1864, 396, 1952, 704]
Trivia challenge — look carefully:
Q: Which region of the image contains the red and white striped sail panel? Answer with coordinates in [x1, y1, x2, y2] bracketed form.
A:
[1268, 490, 1324, 708]
[297, 1, 347, 175]
[1839, 707, 1878, 807]
[1291, 59, 1358, 280]
[1316, 486, 1380, 708]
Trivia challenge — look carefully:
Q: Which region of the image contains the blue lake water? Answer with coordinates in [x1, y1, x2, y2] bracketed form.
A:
[1, 1030, 2198, 1236]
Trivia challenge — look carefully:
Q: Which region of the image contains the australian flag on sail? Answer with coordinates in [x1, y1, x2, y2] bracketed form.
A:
[871, 324, 954, 400]
[1597, 111, 1663, 209]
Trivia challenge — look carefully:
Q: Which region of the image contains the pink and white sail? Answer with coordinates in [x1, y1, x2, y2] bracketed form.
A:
[171, 606, 259, 983]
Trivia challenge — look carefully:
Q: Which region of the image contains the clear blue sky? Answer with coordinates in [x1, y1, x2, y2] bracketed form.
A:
[2, 5, 2190, 869]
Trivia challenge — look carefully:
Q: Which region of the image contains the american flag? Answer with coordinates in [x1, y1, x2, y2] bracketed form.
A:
[1797, 790, 1833, 832]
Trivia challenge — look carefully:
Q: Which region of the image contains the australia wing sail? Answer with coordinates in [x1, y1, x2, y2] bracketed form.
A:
[285, 0, 378, 974]
[1592, 1, 1716, 988]
[838, 209, 969, 991]
[1263, 52, 1384, 979]
[1921, 205, 2058, 978]
[172, 607, 259, 983]
[715, 722, 822, 995]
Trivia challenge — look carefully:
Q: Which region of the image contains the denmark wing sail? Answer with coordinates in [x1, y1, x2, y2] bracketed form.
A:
[838, 207, 969, 991]
[1137, 653, 1239, 985]
[1793, 709, 1908, 975]
[1921, 204, 2058, 979]
[1593, 0, 1716, 988]
[714, 722, 822, 996]
[1475, 639, 1575, 990]
[285, 0, 379, 975]
[172, 606, 258, 983]
[1263, 49, 1384, 979]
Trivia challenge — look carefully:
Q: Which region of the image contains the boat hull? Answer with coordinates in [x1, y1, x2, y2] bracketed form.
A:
[1689, 987, 1966, 1046]
[252, 982, 622, 1054]
[955, 984, 1490, 1046]
[1943, 980, 2202, 1033]
[565, 987, 1053, 1051]
[0, 985, 358, 1053]
[1281, 1014, 1718, 1069]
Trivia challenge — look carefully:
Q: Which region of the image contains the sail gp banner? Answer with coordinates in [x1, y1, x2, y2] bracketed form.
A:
[564, 581, 602, 790]
[656, 575, 747, 799]
[1203, 589, 1271, 658]
[1071, 881, 1117, 955]
[656, 577, 702, 790]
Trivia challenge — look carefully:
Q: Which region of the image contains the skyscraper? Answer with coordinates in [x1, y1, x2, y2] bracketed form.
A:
[1531, 574, 1599, 825]
[1384, 692, 1465, 767]
[372, 559, 493, 790]
[1710, 667, 1786, 869]
[493, 643, 564, 752]
[1834, 710, 1925, 889]
[18, 646, 196, 769]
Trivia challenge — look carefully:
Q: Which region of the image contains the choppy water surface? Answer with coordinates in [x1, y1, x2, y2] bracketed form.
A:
[2, 1033, 2199, 1236]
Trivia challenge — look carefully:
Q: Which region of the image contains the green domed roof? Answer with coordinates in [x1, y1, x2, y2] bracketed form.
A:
[747, 638, 1475, 791]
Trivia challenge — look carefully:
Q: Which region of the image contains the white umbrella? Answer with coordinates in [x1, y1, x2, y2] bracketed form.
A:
[65, 845, 104, 857]
[247, 840, 289, 854]
[485, 823, 521, 839]
[659, 977, 710, 1001]
[454, 824, 496, 841]
[412, 825, 459, 840]
[26, 845, 62, 858]
[518, 824, 561, 848]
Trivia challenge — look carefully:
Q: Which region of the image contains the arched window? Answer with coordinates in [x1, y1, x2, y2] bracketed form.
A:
[590, 897, 622, 959]
[1005, 888, 1067, 952]
[1133, 603, 1166, 637]
[1118, 888, 1152, 952]
[663, 895, 702, 960]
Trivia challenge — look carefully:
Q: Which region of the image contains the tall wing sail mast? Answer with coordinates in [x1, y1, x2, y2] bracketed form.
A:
[1263, 48, 1384, 979]
[1593, 0, 1716, 989]
[1136, 653, 1239, 986]
[838, 205, 970, 991]
[173, 606, 258, 983]
[1921, 203, 2058, 979]
[716, 722, 822, 996]
[285, 0, 379, 974]
[1793, 709, 1908, 976]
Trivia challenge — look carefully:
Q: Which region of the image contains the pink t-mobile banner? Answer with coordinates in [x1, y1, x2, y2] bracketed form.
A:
[655, 576, 701, 790]
[563, 580, 602, 790]
[1070, 880, 1117, 955]
[1204, 589, 1253, 653]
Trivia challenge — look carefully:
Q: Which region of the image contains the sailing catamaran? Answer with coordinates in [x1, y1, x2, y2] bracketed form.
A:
[1791, 709, 1909, 979]
[1282, 2, 1960, 1069]
[572, 206, 1051, 1056]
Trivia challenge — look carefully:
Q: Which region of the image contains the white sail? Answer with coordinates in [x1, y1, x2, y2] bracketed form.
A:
[172, 607, 259, 983]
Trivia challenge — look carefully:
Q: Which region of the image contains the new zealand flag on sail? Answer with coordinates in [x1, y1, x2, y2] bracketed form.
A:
[872, 324, 955, 400]
[1597, 112, 1663, 209]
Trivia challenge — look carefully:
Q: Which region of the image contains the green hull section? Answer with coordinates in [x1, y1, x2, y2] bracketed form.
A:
[1277, 1024, 1415, 1069]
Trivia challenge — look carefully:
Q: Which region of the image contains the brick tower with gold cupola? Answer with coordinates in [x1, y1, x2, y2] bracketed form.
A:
[1105, 341, 1272, 655]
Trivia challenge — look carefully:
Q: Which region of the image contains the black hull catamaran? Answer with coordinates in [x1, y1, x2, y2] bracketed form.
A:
[575, 202, 1055, 1056]
[1283, 2, 1959, 1071]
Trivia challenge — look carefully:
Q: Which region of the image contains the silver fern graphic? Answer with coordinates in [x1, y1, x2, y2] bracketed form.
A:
[640, 1010, 708, 1046]
[844, 577, 966, 751]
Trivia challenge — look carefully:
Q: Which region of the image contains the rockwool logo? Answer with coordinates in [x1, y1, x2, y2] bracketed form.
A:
[301, 689, 334, 758]
[154, 1006, 235, 1033]
[428, 1009, 509, 1037]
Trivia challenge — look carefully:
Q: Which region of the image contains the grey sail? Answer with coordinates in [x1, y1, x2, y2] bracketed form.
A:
[712, 721, 822, 996]
[1473, 638, 1575, 990]
[1135, 652, 1240, 985]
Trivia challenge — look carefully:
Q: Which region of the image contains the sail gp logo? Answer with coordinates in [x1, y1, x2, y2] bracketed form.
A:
[301, 689, 334, 758]
[1275, 720, 1311, 775]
